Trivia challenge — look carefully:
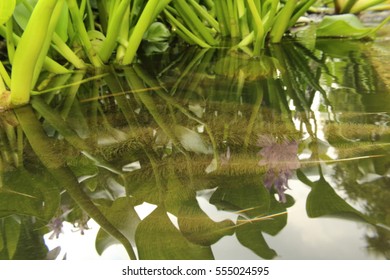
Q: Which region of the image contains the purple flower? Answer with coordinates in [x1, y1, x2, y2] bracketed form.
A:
[257, 135, 300, 203]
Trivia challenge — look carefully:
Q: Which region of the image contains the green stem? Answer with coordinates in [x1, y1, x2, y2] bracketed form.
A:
[66, 0, 103, 67]
[99, 0, 131, 63]
[122, 0, 161, 65]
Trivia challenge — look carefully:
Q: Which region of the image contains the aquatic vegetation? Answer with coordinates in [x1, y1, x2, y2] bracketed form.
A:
[0, 0, 389, 109]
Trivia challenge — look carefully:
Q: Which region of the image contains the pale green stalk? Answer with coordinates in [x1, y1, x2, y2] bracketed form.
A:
[164, 9, 210, 47]
[350, 0, 387, 13]
[288, 0, 317, 28]
[237, 0, 250, 38]
[116, 5, 130, 62]
[66, 0, 103, 67]
[247, 0, 265, 55]
[188, 0, 220, 32]
[52, 33, 86, 69]
[121, 0, 161, 65]
[227, 0, 240, 38]
[5, 19, 15, 64]
[0, 61, 11, 89]
[32, 0, 66, 88]
[10, 0, 59, 107]
[99, 0, 131, 63]
[270, 0, 297, 43]
[214, 0, 229, 36]
[174, 0, 217, 45]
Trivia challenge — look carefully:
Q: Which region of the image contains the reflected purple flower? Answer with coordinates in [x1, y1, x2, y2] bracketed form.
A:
[48, 217, 64, 239]
[257, 135, 300, 203]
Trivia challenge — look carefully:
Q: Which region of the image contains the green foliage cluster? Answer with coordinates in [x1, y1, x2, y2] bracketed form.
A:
[0, 0, 389, 109]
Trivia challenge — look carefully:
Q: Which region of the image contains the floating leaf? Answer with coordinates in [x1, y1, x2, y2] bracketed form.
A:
[95, 197, 140, 255]
[135, 206, 214, 260]
[316, 14, 389, 39]
[178, 199, 235, 246]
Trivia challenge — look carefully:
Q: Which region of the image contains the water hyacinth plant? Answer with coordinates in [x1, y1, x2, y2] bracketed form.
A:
[0, 0, 389, 110]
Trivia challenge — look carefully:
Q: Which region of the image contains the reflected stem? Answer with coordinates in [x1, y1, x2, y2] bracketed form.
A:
[14, 105, 137, 260]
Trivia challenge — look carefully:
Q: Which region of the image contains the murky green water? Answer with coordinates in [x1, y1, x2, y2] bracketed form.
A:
[1, 32, 389, 260]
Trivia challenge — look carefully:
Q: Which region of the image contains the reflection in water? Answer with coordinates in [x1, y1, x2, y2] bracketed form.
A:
[257, 135, 300, 203]
[0, 37, 390, 260]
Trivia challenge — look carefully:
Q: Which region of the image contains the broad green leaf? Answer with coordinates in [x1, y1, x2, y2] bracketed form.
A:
[11, 217, 48, 260]
[209, 176, 271, 218]
[178, 199, 235, 246]
[256, 194, 293, 236]
[297, 170, 375, 224]
[135, 206, 214, 260]
[95, 197, 140, 255]
[236, 219, 277, 260]
[0, 169, 59, 221]
[13, 0, 38, 30]
[4, 216, 21, 259]
[143, 22, 171, 42]
[0, 0, 16, 25]
[316, 14, 388, 39]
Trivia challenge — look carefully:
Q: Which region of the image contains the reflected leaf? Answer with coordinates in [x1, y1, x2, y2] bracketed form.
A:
[256, 195, 293, 236]
[209, 176, 270, 218]
[236, 219, 277, 260]
[297, 170, 375, 224]
[45, 246, 61, 260]
[0, 226, 3, 251]
[0, 169, 60, 221]
[95, 197, 140, 255]
[174, 125, 212, 154]
[135, 206, 214, 260]
[4, 216, 21, 259]
[178, 199, 235, 246]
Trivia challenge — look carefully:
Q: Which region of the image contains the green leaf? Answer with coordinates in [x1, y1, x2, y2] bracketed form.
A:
[4, 216, 21, 259]
[209, 176, 271, 218]
[297, 170, 375, 224]
[178, 199, 235, 246]
[236, 219, 277, 260]
[143, 22, 171, 42]
[256, 194, 293, 236]
[316, 14, 375, 39]
[13, 0, 38, 30]
[0, 169, 59, 221]
[0, 0, 16, 25]
[135, 206, 214, 260]
[95, 197, 140, 255]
